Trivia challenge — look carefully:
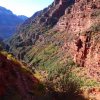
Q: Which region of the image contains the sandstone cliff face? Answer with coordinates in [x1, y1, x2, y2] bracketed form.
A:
[70, 33, 100, 68]
[56, 0, 100, 33]
[54, 0, 100, 68]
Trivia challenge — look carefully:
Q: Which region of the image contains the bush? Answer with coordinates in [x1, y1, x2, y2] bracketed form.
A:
[90, 23, 100, 32]
[91, 10, 100, 17]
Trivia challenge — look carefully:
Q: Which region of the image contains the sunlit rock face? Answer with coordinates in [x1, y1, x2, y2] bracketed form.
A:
[56, 0, 100, 33]
[53, 0, 100, 81]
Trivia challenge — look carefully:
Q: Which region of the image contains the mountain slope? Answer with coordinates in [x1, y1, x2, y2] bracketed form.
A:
[9, 0, 74, 57]
[0, 6, 28, 39]
[18, 15, 28, 21]
[9, 0, 100, 68]
[0, 37, 4, 50]
[0, 51, 46, 100]
[9, 0, 100, 99]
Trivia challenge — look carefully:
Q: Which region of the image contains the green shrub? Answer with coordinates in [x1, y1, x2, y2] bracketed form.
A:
[91, 10, 100, 17]
[90, 23, 100, 32]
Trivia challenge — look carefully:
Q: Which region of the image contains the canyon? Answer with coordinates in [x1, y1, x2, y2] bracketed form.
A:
[1, 0, 100, 100]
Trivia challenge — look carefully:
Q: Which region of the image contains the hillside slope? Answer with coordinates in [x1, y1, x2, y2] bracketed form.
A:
[0, 52, 46, 100]
[0, 6, 28, 39]
[9, 0, 100, 99]
[9, 0, 75, 59]
[0, 51, 92, 100]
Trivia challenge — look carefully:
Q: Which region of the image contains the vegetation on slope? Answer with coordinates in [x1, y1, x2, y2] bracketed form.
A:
[0, 51, 92, 100]
[24, 29, 100, 99]
[0, 51, 46, 100]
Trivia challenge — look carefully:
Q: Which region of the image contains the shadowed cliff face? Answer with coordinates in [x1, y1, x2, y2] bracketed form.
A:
[0, 53, 44, 100]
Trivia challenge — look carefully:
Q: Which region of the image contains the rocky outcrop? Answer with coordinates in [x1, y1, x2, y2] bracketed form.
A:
[54, 0, 100, 68]
[67, 30, 100, 81]
[55, 0, 100, 33]
[71, 32, 99, 67]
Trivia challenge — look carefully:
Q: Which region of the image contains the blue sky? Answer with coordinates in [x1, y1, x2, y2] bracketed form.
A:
[0, 0, 53, 17]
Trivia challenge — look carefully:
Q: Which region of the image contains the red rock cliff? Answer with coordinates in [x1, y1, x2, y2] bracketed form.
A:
[55, 0, 100, 68]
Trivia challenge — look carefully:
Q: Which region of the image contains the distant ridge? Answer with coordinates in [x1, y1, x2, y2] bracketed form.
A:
[0, 6, 28, 39]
